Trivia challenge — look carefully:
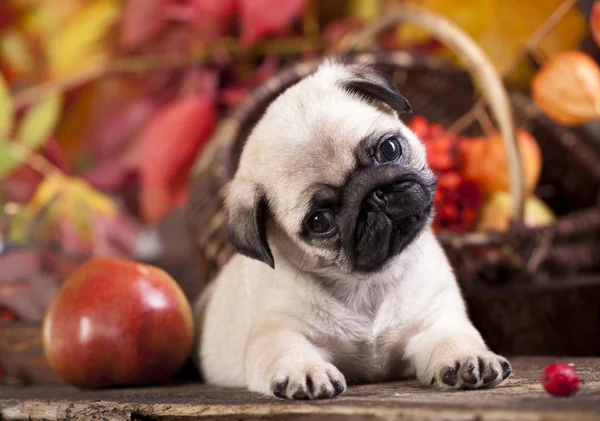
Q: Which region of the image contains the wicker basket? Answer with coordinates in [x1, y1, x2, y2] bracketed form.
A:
[186, 7, 600, 355]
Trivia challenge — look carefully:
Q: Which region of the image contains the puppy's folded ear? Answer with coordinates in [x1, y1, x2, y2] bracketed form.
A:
[225, 178, 275, 269]
[339, 65, 412, 115]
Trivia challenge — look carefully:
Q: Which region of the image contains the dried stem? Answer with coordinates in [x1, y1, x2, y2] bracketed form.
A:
[503, 0, 577, 77]
[448, 99, 485, 134]
[474, 107, 496, 137]
[13, 36, 324, 108]
[6, 142, 59, 178]
[447, 0, 576, 134]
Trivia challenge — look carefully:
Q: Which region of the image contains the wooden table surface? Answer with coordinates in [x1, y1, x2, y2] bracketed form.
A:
[1, 357, 600, 421]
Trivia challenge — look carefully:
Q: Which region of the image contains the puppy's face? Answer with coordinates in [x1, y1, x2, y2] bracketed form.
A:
[225, 61, 435, 275]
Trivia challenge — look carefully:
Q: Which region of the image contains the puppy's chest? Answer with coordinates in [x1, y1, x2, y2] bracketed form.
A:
[316, 311, 410, 383]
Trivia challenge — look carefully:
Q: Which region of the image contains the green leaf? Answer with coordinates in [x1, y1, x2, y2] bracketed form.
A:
[0, 73, 14, 138]
[0, 142, 23, 179]
[16, 94, 63, 148]
[7, 207, 36, 246]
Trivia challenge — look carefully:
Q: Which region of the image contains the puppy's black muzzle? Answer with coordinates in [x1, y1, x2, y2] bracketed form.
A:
[339, 166, 435, 273]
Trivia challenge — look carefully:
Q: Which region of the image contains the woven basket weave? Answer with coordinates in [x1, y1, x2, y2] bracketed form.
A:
[186, 7, 600, 355]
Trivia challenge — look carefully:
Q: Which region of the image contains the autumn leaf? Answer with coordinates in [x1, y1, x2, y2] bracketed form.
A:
[43, 137, 70, 173]
[0, 72, 13, 138]
[1, 164, 43, 204]
[348, 0, 383, 20]
[164, 0, 236, 38]
[45, 0, 120, 78]
[140, 93, 216, 187]
[0, 28, 35, 85]
[399, 0, 586, 83]
[54, 77, 141, 166]
[138, 92, 217, 223]
[19, 0, 87, 38]
[120, 0, 165, 50]
[0, 143, 26, 179]
[0, 94, 62, 180]
[238, 0, 308, 45]
[16, 93, 62, 148]
[28, 172, 118, 221]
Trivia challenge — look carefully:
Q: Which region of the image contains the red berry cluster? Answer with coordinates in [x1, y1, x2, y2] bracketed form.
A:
[406, 116, 483, 233]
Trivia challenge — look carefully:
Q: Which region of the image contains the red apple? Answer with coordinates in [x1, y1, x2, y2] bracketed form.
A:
[42, 257, 194, 388]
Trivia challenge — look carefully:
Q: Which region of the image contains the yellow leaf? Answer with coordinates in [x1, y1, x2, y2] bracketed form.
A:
[0, 71, 13, 138]
[45, 0, 120, 78]
[27, 171, 64, 214]
[0, 143, 26, 179]
[18, 0, 87, 39]
[399, 0, 586, 84]
[349, 0, 384, 20]
[7, 206, 35, 245]
[16, 94, 63, 148]
[28, 173, 118, 221]
[68, 177, 118, 219]
[0, 29, 36, 81]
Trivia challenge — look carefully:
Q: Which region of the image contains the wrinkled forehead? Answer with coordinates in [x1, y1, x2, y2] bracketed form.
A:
[237, 62, 422, 223]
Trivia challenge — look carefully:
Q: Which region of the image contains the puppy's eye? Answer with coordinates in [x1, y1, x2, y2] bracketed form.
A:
[379, 137, 402, 162]
[308, 211, 335, 234]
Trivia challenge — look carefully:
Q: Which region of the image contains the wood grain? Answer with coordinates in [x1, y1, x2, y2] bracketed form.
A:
[1, 357, 600, 421]
[0, 321, 62, 386]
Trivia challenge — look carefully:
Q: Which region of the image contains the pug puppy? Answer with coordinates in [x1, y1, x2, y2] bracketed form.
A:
[193, 59, 511, 400]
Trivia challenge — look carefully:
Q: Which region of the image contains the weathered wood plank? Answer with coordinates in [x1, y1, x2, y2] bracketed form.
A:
[2, 357, 600, 421]
[0, 321, 61, 386]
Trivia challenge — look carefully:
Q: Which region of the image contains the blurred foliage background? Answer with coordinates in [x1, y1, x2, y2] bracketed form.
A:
[0, 0, 598, 321]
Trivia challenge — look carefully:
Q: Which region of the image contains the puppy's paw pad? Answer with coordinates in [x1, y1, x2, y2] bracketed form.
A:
[441, 363, 459, 386]
[500, 360, 512, 380]
[432, 353, 511, 390]
[271, 362, 346, 400]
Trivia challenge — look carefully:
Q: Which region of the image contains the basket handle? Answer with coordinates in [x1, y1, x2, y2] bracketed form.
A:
[340, 6, 525, 222]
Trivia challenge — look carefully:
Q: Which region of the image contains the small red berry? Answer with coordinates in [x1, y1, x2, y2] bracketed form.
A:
[408, 115, 429, 138]
[541, 363, 580, 397]
[429, 123, 445, 138]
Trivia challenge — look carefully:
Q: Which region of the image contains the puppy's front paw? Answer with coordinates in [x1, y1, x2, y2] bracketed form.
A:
[271, 362, 346, 400]
[430, 352, 511, 390]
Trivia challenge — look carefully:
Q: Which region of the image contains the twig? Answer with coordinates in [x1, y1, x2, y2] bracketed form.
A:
[448, 99, 485, 134]
[13, 36, 324, 108]
[503, 0, 577, 77]
[5, 142, 59, 178]
[447, 0, 576, 134]
[474, 106, 496, 137]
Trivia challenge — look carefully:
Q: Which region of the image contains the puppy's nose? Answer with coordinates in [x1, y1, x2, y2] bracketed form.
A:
[368, 189, 386, 208]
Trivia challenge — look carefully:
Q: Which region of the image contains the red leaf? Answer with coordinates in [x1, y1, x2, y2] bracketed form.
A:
[43, 138, 70, 174]
[83, 135, 141, 191]
[138, 90, 216, 224]
[139, 184, 174, 224]
[165, 0, 236, 37]
[92, 99, 157, 161]
[1, 165, 43, 204]
[238, 0, 307, 45]
[139, 93, 216, 187]
[120, 0, 166, 50]
[0, 3, 16, 29]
